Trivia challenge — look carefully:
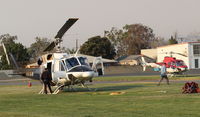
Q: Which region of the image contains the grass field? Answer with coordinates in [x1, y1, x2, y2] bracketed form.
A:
[94, 75, 200, 81]
[0, 75, 200, 117]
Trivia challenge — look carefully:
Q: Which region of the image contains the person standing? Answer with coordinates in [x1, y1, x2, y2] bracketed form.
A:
[40, 68, 53, 94]
[158, 63, 169, 85]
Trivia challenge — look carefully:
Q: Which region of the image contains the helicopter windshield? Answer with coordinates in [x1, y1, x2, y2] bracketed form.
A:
[65, 57, 80, 70]
[176, 61, 185, 66]
[78, 57, 89, 66]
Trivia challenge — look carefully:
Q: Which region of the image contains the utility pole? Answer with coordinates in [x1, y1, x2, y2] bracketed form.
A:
[76, 39, 78, 51]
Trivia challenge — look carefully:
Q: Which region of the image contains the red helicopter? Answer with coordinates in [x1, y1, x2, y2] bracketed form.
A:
[141, 56, 188, 76]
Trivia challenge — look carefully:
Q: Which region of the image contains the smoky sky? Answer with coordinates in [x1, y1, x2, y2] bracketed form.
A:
[0, 0, 200, 48]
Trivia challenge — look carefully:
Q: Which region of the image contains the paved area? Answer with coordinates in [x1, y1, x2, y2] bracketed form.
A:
[0, 68, 200, 86]
[0, 78, 40, 86]
[0, 76, 199, 86]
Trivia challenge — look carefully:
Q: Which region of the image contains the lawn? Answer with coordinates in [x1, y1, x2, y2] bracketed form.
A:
[0, 75, 200, 117]
[94, 75, 200, 81]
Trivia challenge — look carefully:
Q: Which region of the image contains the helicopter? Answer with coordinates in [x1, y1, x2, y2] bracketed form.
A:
[34, 52, 103, 94]
[37, 18, 104, 94]
[141, 55, 188, 77]
[3, 18, 104, 94]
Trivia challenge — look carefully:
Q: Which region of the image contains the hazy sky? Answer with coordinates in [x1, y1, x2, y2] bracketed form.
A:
[0, 0, 200, 49]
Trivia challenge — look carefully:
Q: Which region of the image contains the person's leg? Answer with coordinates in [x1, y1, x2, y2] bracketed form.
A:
[158, 77, 164, 86]
[165, 76, 169, 85]
[47, 82, 53, 93]
[44, 83, 48, 94]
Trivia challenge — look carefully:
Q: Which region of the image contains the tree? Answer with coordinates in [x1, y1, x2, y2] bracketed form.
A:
[0, 55, 12, 69]
[150, 36, 168, 48]
[124, 24, 155, 54]
[104, 27, 128, 58]
[0, 34, 17, 69]
[65, 48, 77, 54]
[80, 36, 116, 59]
[28, 37, 51, 61]
[0, 34, 17, 55]
[184, 31, 200, 42]
[0, 34, 30, 69]
[168, 36, 178, 45]
[105, 24, 155, 56]
[0, 34, 17, 43]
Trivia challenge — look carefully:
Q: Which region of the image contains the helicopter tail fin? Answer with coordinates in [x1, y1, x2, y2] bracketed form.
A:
[9, 53, 19, 69]
[140, 56, 147, 71]
[2, 42, 10, 65]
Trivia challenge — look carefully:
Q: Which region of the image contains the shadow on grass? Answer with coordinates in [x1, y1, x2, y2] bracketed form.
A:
[63, 84, 145, 92]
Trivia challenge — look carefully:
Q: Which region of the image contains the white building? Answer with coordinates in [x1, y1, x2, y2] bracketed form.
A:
[141, 49, 157, 59]
[157, 42, 200, 69]
[76, 54, 117, 66]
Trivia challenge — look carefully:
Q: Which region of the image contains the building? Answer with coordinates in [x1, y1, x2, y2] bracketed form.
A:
[117, 55, 155, 66]
[76, 54, 117, 66]
[141, 49, 157, 59]
[157, 42, 200, 69]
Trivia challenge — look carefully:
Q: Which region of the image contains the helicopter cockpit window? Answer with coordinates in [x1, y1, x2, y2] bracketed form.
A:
[176, 61, 185, 66]
[65, 57, 79, 70]
[172, 62, 176, 66]
[78, 57, 89, 66]
[60, 61, 65, 71]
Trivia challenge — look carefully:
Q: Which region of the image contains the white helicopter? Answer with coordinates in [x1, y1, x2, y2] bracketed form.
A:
[24, 18, 104, 94]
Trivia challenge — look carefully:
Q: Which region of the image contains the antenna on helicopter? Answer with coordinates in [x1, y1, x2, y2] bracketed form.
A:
[43, 18, 78, 52]
[74, 48, 80, 57]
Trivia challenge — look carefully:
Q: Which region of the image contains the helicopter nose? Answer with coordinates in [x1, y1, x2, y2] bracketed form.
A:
[72, 71, 94, 78]
[181, 67, 187, 71]
[82, 71, 95, 78]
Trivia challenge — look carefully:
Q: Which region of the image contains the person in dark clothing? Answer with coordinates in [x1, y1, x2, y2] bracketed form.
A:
[40, 68, 53, 94]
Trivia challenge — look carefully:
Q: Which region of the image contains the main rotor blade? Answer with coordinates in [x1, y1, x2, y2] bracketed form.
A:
[177, 53, 188, 57]
[43, 18, 78, 52]
[55, 18, 78, 39]
[43, 41, 56, 52]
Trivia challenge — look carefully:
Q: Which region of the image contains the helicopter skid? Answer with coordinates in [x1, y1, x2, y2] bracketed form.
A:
[52, 85, 65, 94]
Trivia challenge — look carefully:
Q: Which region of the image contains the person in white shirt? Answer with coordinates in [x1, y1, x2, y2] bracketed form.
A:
[158, 63, 169, 85]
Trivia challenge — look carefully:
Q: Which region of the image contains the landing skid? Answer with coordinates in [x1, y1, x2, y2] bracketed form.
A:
[52, 85, 65, 94]
[81, 82, 97, 91]
[38, 83, 97, 94]
[38, 88, 44, 94]
[38, 85, 65, 94]
[38, 88, 53, 94]
[167, 72, 188, 78]
[167, 74, 174, 78]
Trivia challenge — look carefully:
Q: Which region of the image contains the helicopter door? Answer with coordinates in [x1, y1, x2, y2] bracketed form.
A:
[46, 62, 53, 80]
[92, 57, 104, 76]
[47, 62, 52, 72]
[52, 60, 66, 80]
